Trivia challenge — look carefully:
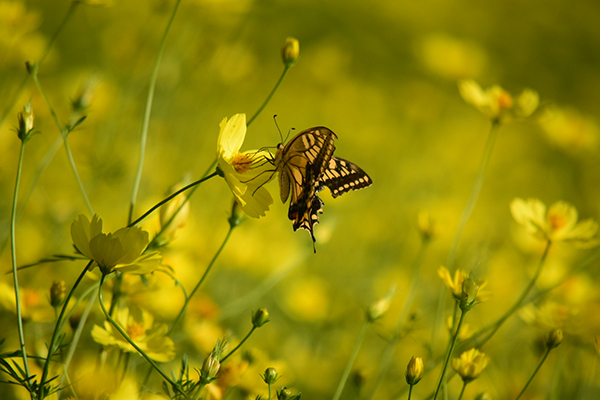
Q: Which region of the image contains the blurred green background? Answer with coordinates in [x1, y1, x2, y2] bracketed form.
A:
[1, 0, 600, 399]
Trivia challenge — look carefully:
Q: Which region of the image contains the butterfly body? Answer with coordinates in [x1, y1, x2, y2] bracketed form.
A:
[273, 127, 372, 251]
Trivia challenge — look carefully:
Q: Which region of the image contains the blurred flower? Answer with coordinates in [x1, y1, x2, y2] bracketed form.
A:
[451, 348, 490, 383]
[91, 307, 175, 362]
[0, 282, 55, 323]
[0, 2, 46, 67]
[417, 210, 437, 241]
[538, 106, 599, 153]
[405, 356, 424, 385]
[510, 198, 598, 247]
[155, 183, 190, 246]
[71, 214, 162, 275]
[474, 392, 492, 400]
[281, 37, 300, 67]
[447, 316, 474, 340]
[216, 114, 274, 218]
[438, 266, 490, 303]
[418, 34, 487, 80]
[519, 301, 574, 330]
[282, 275, 330, 322]
[546, 329, 563, 349]
[50, 281, 66, 308]
[458, 80, 538, 123]
[366, 287, 395, 322]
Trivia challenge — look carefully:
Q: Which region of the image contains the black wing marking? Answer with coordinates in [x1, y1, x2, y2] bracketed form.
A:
[319, 156, 373, 198]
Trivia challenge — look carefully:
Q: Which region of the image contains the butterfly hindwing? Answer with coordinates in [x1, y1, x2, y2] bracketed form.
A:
[319, 156, 373, 198]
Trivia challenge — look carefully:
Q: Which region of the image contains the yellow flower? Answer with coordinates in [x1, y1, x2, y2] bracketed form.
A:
[438, 266, 490, 303]
[91, 307, 175, 362]
[71, 214, 162, 275]
[459, 80, 538, 123]
[451, 348, 490, 383]
[216, 114, 274, 218]
[510, 198, 598, 246]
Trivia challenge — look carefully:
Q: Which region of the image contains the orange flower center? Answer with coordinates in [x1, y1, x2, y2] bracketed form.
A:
[495, 92, 513, 110]
[126, 321, 145, 340]
[23, 289, 41, 307]
[548, 211, 567, 231]
[232, 153, 252, 174]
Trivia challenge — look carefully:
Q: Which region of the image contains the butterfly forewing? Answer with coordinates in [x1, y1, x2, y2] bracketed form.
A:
[319, 156, 373, 198]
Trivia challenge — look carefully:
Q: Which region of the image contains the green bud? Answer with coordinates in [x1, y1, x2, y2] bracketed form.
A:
[546, 329, 563, 349]
[262, 367, 280, 384]
[281, 38, 300, 67]
[50, 281, 66, 308]
[252, 308, 270, 328]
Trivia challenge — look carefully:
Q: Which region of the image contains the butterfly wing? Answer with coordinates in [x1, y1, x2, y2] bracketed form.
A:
[275, 127, 337, 248]
[318, 156, 373, 198]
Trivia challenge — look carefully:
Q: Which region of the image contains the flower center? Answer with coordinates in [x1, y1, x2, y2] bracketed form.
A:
[126, 321, 145, 340]
[24, 289, 41, 308]
[548, 211, 567, 231]
[232, 153, 252, 174]
[495, 91, 513, 110]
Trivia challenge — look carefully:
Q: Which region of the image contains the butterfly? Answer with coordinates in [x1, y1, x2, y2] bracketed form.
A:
[273, 126, 372, 252]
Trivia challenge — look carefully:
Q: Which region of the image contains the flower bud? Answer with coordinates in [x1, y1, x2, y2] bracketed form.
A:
[277, 387, 301, 400]
[367, 297, 390, 322]
[200, 354, 221, 384]
[405, 356, 424, 385]
[17, 102, 35, 142]
[252, 308, 270, 328]
[281, 38, 300, 67]
[417, 210, 437, 241]
[546, 329, 563, 349]
[50, 281, 67, 307]
[262, 367, 279, 384]
[459, 276, 480, 311]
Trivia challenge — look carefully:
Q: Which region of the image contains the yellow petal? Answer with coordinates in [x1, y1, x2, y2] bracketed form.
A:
[112, 226, 150, 264]
[217, 114, 247, 160]
[116, 251, 162, 274]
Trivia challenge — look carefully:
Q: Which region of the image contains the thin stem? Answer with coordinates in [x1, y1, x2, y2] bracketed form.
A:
[0, 2, 79, 127]
[515, 347, 552, 400]
[31, 72, 94, 215]
[221, 326, 256, 363]
[129, 172, 218, 227]
[128, 0, 183, 224]
[247, 66, 290, 127]
[9, 141, 32, 388]
[38, 261, 92, 399]
[169, 224, 235, 334]
[332, 320, 371, 400]
[433, 308, 466, 400]
[268, 383, 272, 400]
[475, 240, 552, 346]
[446, 121, 500, 270]
[407, 384, 414, 400]
[98, 274, 184, 395]
[456, 381, 467, 400]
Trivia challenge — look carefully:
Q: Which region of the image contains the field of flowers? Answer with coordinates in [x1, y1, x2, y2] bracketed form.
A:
[1, 0, 600, 399]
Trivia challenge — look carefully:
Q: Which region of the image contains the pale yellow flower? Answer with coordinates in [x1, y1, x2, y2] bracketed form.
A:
[91, 307, 175, 362]
[451, 348, 490, 383]
[538, 106, 599, 153]
[0, 282, 54, 323]
[71, 214, 162, 275]
[438, 266, 490, 303]
[216, 114, 274, 218]
[459, 80, 538, 123]
[510, 198, 598, 246]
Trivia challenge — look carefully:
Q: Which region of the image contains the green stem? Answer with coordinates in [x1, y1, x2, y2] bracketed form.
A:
[369, 239, 430, 400]
[9, 141, 32, 389]
[475, 240, 552, 346]
[98, 274, 184, 396]
[0, 1, 79, 127]
[128, 0, 183, 224]
[247, 66, 290, 127]
[38, 261, 92, 399]
[169, 224, 235, 334]
[515, 347, 552, 400]
[31, 72, 94, 215]
[332, 320, 371, 400]
[268, 383, 272, 400]
[407, 384, 414, 400]
[433, 308, 466, 400]
[129, 172, 218, 227]
[221, 326, 256, 363]
[446, 121, 500, 271]
[456, 381, 467, 400]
